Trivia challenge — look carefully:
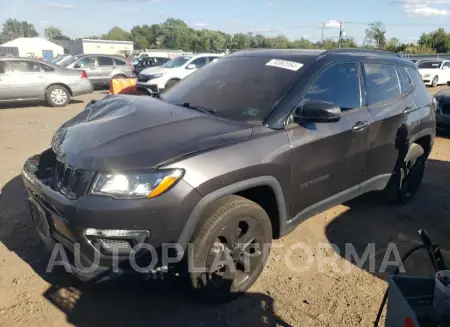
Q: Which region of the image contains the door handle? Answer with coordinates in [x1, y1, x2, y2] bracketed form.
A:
[403, 106, 416, 114]
[38, 75, 45, 79]
[352, 121, 370, 131]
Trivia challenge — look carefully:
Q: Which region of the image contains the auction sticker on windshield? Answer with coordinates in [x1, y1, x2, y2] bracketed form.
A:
[265, 59, 303, 71]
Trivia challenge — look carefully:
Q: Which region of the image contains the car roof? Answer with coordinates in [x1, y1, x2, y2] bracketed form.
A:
[229, 48, 414, 66]
[72, 54, 126, 60]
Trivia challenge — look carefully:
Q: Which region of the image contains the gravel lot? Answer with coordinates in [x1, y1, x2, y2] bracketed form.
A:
[1, 89, 450, 327]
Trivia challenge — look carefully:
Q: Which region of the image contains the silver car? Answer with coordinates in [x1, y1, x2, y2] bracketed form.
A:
[60, 54, 135, 86]
[0, 57, 94, 107]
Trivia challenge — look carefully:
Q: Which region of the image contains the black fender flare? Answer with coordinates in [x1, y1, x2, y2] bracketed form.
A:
[176, 176, 287, 251]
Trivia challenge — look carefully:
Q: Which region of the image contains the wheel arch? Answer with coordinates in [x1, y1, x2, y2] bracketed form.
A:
[46, 83, 73, 97]
[165, 78, 181, 88]
[177, 176, 287, 251]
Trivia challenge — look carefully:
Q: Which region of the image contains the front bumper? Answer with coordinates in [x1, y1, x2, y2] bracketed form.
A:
[22, 153, 201, 281]
[136, 83, 162, 96]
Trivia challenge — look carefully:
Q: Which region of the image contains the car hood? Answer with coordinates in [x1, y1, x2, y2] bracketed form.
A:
[51, 95, 253, 171]
[418, 68, 440, 76]
[140, 66, 168, 75]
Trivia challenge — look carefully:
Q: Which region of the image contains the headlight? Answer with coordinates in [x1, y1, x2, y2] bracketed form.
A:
[150, 73, 163, 79]
[90, 169, 184, 199]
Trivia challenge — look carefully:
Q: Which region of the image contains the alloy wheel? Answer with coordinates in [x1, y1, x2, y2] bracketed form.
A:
[50, 88, 68, 105]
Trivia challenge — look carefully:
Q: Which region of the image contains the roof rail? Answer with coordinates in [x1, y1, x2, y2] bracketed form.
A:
[325, 48, 401, 57]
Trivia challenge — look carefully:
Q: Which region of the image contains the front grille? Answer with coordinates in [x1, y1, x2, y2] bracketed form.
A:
[54, 161, 85, 198]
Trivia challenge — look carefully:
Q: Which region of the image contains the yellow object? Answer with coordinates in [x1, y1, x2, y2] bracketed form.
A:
[109, 78, 137, 95]
[148, 176, 179, 198]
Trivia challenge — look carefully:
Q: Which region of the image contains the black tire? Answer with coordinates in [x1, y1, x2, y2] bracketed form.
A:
[188, 195, 272, 303]
[164, 79, 179, 91]
[112, 74, 127, 79]
[432, 75, 439, 87]
[45, 85, 71, 107]
[384, 143, 426, 205]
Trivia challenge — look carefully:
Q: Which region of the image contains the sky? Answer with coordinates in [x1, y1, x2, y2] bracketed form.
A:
[4, 0, 450, 44]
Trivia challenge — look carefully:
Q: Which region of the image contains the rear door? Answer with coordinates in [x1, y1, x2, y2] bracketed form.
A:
[288, 61, 372, 219]
[96, 56, 115, 83]
[363, 62, 420, 180]
[9, 60, 47, 99]
[0, 61, 11, 100]
[72, 56, 96, 81]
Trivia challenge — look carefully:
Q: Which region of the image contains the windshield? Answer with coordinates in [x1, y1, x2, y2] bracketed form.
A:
[59, 56, 77, 67]
[161, 56, 192, 68]
[162, 56, 303, 123]
[418, 61, 442, 69]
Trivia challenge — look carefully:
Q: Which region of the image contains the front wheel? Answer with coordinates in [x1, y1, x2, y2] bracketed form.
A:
[46, 85, 70, 107]
[432, 76, 439, 87]
[384, 143, 426, 205]
[188, 195, 272, 303]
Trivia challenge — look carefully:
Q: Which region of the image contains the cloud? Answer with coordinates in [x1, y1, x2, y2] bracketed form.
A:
[32, 2, 74, 9]
[40, 20, 50, 26]
[195, 23, 206, 27]
[391, 0, 450, 16]
[321, 20, 341, 28]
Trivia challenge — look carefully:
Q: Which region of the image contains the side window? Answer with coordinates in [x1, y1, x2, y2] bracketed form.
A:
[190, 57, 207, 68]
[97, 56, 114, 66]
[407, 67, 432, 107]
[0, 62, 5, 74]
[397, 65, 413, 94]
[304, 62, 361, 111]
[208, 56, 219, 63]
[10, 60, 41, 73]
[443, 61, 450, 69]
[364, 63, 401, 105]
[114, 58, 126, 66]
[41, 64, 55, 72]
[77, 57, 95, 68]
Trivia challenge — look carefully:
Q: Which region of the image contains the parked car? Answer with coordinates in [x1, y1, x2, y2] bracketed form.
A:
[0, 57, 93, 107]
[60, 54, 135, 87]
[433, 84, 450, 130]
[22, 48, 435, 302]
[136, 53, 222, 95]
[133, 56, 170, 75]
[417, 59, 450, 87]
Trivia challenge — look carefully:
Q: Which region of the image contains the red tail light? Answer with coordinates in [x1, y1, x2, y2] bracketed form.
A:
[81, 71, 88, 79]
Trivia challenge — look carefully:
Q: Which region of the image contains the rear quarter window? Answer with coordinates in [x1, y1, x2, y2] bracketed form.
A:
[114, 58, 126, 66]
[364, 63, 401, 105]
[41, 64, 55, 72]
[397, 65, 413, 94]
[407, 66, 432, 108]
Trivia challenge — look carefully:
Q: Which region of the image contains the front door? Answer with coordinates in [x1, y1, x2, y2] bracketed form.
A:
[0, 61, 11, 100]
[287, 62, 372, 221]
[441, 61, 450, 83]
[9, 60, 47, 99]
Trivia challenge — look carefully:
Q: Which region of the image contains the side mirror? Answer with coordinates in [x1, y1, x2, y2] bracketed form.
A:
[293, 100, 341, 123]
[73, 63, 81, 69]
[186, 64, 196, 70]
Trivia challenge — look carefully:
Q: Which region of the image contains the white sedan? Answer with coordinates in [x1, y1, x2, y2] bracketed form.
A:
[418, 59, 450, 87]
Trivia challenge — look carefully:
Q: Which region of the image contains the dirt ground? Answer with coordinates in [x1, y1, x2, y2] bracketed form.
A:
[1, 88, 450, 327]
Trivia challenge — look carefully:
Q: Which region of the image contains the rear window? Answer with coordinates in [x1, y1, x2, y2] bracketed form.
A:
[59, 56, 77, 67]
[418, 61, 442, 69]
[364, 63, 400, 105]
[162, 56, 303, 123]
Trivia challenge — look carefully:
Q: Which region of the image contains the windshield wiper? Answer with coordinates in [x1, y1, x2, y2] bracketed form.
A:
[178, 102, 216, 114]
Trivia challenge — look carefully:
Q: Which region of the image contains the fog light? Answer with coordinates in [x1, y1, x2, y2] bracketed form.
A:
[84, 229, 150, 255]
[84, 229, 150, 238]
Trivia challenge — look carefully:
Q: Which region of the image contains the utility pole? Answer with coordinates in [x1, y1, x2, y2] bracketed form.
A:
[321, 23, 324, 45]
[338, 21, 343, 48]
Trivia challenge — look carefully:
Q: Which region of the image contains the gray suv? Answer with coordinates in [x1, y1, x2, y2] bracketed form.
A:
[61, 54, 135, 86]
[0, 57, 93, 107]
[23, 49, 435, 302]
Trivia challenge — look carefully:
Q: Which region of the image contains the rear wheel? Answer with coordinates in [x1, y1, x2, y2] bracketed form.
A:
[432, 75, 439, 87]
[384, 143, 426, 205]
[45, 85, 70, 107]
[188, 195, 272, 303]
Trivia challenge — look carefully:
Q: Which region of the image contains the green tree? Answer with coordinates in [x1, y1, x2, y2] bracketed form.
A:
[418, 28, 450, 53]
[44, 27, 71, 41]
[102, 26, 131, 41]
[1, 19, 38, 42]
[365, 21, 386, 49]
